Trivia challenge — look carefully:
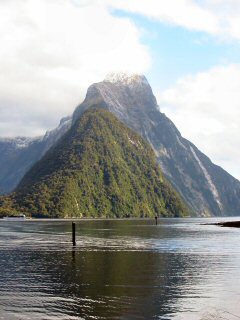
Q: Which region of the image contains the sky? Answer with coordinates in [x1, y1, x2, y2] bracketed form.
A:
[0, 0, 240, 179]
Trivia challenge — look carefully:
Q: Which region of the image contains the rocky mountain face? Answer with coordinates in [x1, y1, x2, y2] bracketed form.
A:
[0, 116, 71, 194]
[73, 73, 240, 216]
[0, 109, 188, 218]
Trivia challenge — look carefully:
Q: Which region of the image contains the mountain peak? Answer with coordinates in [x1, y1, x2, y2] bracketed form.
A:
[73, 73, 158, 124]
[104, 72, 148, 87]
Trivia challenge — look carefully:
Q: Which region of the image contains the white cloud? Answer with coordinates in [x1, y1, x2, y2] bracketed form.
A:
[106, 0, 219, 34]
[159, 64, 240, 179]
[0, 0, 150, 137]
[105, 0, 240, 40]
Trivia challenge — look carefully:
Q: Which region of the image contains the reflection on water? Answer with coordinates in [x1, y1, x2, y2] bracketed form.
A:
[1, 218, 240, 319]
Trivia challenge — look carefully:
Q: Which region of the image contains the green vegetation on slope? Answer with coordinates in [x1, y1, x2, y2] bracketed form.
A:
[0, 108, 189, 218]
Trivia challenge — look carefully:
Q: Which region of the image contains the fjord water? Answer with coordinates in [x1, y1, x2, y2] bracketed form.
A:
[1, 219, 240, 320]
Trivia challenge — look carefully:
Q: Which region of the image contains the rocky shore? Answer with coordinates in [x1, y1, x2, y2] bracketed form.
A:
[214, 221, 240, 228]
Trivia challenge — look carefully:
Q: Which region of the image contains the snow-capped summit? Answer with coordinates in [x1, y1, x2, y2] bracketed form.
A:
[73, 73, 158, 125]
[0, 136, 40, 149]
[104, 72, 148, 87]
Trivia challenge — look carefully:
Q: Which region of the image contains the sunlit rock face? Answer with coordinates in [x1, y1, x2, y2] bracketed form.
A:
[73, 73, 157, 130]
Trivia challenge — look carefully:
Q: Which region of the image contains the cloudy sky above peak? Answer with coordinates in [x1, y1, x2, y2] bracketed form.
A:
[1, 0, 240, 179]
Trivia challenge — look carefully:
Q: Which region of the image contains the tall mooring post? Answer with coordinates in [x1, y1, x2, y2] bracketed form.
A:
[72, 222, 76, 246]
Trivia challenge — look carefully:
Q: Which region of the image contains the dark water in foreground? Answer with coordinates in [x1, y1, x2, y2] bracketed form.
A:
[1, 218, 240, 320]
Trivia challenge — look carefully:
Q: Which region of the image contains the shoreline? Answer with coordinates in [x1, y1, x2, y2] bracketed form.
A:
[214, 221, 240, 228]
[1, 217, 240, 223]
[0, 217, 172, 222]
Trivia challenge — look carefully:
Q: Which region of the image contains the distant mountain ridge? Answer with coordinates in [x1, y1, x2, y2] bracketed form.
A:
[0, 116, 71, 194]
[1, 72, 240, 216]
[0, 108, 188, 218]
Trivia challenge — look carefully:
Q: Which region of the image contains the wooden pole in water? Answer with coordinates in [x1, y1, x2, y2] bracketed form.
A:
[72, 222, 76, 246]
[155, 216, 158, 225]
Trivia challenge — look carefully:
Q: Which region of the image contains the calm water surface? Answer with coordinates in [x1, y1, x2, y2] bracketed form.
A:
[1, 218, 240, 320]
